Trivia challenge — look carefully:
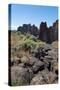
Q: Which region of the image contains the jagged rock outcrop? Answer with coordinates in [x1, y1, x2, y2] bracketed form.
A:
[39, 22, 48, 43]
[17, 24, 39, 36]
[50, 20, 58, 41]
[39, 20, 58, 43]
[17, 20, 58, 44]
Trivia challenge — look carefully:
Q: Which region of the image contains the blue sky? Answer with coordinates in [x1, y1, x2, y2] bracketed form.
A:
[10, 4, 58, 30]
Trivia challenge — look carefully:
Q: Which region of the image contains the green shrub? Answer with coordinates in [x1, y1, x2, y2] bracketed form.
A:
[12, 32, 45, 53]
[11, 79, 28, 86]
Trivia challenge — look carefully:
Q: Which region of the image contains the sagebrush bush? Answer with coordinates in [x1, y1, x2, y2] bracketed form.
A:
[11, 31, 45, 54]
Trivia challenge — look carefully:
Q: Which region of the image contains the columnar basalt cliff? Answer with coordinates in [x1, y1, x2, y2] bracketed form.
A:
[39, 20, 58, 43]
[52, 20, 58, 41]
[39, 22, 48, 43]
[17, 20, 58, 43]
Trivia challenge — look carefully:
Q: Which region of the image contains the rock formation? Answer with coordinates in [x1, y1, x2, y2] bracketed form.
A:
[17, 24, 39, 36]
[39, 20, 58, 43]
[39, 22, 48, 43]
[11, 43, 58, 85]
[17, 20, 58, 44]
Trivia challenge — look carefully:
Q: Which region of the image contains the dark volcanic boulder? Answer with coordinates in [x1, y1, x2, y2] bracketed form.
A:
[28, 56, 39, 66]
[48, 49, 58, 60]
[51, 60, 58, 75]
[35, 44, 51, 60]
[30, 70, 57, 85]
[30, 69, 49, 85]
[11, 66, 34, 86]
[30, 73, 46, 85]
[32, 61, 45, 73]
[43, 71, 57, 84]
[21, 56, 39, 67]
[41, 44, 52, 51]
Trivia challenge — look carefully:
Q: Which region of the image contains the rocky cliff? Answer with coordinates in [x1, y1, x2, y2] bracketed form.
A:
[17, 24, 39, 36]
[17, 20, 58, 43]
[39, 20, 58, 43]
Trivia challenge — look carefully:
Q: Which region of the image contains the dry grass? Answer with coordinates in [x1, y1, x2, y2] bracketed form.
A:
[51, 41, 58, 49]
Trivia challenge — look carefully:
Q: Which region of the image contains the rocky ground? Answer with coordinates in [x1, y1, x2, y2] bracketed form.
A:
[10, 42, 58, 86]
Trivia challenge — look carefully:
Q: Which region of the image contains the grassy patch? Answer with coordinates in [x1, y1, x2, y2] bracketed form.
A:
[11, 79, 28, 86]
